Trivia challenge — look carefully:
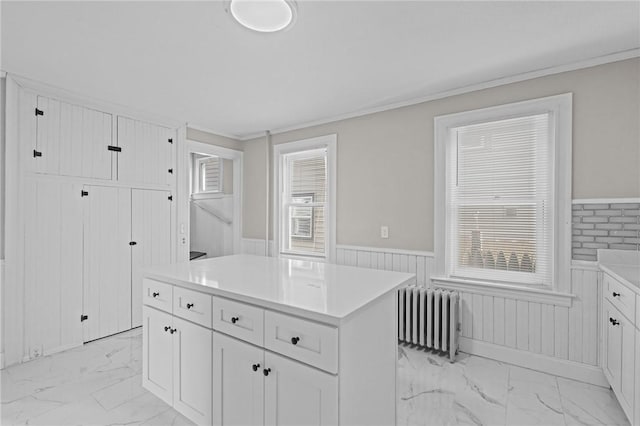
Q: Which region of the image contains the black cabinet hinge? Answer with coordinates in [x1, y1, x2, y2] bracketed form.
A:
[80, 314, 88, 322]
[129, 241, 137, 246]
[168, 168, 173, 174]
[81, 190, 89, 197]
[168, 195, 173, 201]
[33, 150, 42, 158]
[168, 138, 173, 144]
[107, 145, 122, 152]
[35, 108, 44, 116]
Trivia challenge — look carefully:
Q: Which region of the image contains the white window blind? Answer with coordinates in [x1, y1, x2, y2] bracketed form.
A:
[447, 113, 553, 286]
[282, 149, 327, 257]
[196, 156, 221, 193]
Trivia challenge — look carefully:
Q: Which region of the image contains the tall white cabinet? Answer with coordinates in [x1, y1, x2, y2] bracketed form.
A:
[6, 79, 177, 364]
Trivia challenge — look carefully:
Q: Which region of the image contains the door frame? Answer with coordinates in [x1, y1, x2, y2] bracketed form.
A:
[177, 137, 243, 260]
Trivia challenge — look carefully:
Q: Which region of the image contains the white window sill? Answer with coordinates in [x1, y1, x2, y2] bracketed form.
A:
[431, 276, 574, 307]
[191, 192, 226, 201]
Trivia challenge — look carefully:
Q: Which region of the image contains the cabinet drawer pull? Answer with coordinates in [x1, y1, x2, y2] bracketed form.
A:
[609, 317, 620, 326]
[291, 336, 300, 345]
[252, 363, 260, 372]
[231, 316, 239, 324]
[170, 328, 177, 334]
[263, 368, 271, 376]
[612, 292, 620, 297]
[152, 292, 160, 298]
[186, 303, 194, 309]
[164, 326, 171, 332]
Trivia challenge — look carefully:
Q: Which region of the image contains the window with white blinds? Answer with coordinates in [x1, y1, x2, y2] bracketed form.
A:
[447, 113, 553, 286]
[281, 149, 327, 257]
[193, 154, 222, 194]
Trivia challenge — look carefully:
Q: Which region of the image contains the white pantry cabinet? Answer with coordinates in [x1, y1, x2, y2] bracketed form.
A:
[143, 255, 414, 426]
[600, 267, 639, 425]
[117, 116, 175, 186]
[32, 96, 113, 179]
[83, 186, 171, 341]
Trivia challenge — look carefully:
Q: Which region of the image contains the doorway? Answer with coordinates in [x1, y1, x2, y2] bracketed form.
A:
[178, 139, 243, 261]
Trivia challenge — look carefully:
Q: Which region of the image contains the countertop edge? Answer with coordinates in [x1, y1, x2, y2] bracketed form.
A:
[143, 271, 414, 327]
[599, 264, 640, 293]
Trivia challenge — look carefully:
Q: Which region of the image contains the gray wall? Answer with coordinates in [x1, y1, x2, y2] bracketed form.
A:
[187, 127, 243, 152]
[1, 77, 5, 259]
[242, 58, 640, 252]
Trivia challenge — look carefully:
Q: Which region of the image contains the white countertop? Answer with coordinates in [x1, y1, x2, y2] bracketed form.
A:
[600, 263, 640, 291]
[143, 254, 414, 324]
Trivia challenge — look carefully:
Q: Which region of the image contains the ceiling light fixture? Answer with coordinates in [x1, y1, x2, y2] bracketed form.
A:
[227, 0, 296, 33]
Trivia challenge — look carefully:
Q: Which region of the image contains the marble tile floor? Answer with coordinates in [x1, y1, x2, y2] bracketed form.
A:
[0, 328, 630, 426]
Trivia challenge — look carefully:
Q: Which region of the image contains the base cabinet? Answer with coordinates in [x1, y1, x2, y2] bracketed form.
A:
[142, 306, 213, 426]
[213, 332, 338, 426]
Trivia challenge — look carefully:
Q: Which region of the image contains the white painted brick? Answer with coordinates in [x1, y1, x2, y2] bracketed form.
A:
[622, 209, 640, 216]
[594, 236, 624, 244]
[582, 217, 608, 223]
[623, 224, 640, 230]
[595, 209, 622, 216]
[573, 254, 597, 261]
[610, 216, 638, 223]
[623, 238, 640, 244]
[573, 210, 594, 216]
[581, 230, 608, 237]
[610, 230, 638, 237]
[574, 236, 594, 242]
[609, 243, 638, 250]
[582, 242, 609, 249]
[582, 204, 610, 210]
[573, 223, 594, 230]
[611, 203, 640, 209]
[595, 223, 623, 230]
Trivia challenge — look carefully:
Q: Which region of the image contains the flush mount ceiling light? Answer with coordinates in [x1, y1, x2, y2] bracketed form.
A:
[227, 0, 296, 33]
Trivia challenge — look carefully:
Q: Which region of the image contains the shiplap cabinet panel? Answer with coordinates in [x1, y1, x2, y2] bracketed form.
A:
[24, 179, 83, 356]
[131, 189, 172, 328]
[82, 186, 132, 342]
[117, 116, 174, 186]
[33, 96, 113, 179]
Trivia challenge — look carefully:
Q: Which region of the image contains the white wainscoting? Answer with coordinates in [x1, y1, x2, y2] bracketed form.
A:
[0, 259, 4, 369]
[241, 238, 273, 257]
[240, 239, 605, 386]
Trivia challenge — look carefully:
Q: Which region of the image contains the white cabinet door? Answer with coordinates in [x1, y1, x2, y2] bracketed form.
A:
[82, 186, 132, 341]
[131, 189, 172, 328]
[142, 306, 173, 405]
[619, 314, 635, 419]
[213, 332, 264, 426]
[172, 316, 213, 426]
[33, 96, 113, 179]
[117, 116, 174, 186]
[634, 328, 639, 426]
[264, 351, 338, 426]
[603, 301, 622, 387]
[24, 179, 83, 356]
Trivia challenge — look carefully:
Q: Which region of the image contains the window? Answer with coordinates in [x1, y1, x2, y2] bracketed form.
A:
[274, 135, 336, 261]
[434, 94, 572, 290]
[192, 154, 222, 194]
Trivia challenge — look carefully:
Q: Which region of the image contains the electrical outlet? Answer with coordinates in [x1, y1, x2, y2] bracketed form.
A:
[380, 226, 389, 239]
[181, 236, 187, 245]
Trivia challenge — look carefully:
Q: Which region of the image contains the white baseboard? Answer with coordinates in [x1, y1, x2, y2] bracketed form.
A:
[459, 337, 608, 387]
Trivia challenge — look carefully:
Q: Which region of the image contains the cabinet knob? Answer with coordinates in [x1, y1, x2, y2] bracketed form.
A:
[164, 326, 170, 332]
[252, 363, 260, 372]
[231, 316, 239, 324]
[170, 328, 177, 334]
[152, 292, 160, 298]
[291, 336, 300, 345]
[609, 317, 620, 326]
[612, 292, 620, 297]
[186, 303, 194, 309]
[263, 368, 271, 376]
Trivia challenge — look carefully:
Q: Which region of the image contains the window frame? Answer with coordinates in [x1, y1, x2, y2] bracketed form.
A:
[192, 154, 223, 195]
[273, 134, 337, 262]
[433, 94, 572, 293]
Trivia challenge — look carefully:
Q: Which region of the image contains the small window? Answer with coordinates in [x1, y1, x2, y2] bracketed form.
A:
[192, 154, 222, 194]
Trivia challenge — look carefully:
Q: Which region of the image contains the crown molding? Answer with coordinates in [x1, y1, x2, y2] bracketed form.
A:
[239, 48, 640, 141]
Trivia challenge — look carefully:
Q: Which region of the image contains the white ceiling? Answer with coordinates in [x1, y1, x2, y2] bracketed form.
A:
[2, 1, 639, 140]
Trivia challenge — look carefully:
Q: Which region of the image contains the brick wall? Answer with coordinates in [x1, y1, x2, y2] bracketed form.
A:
[572, 202, 640, 261]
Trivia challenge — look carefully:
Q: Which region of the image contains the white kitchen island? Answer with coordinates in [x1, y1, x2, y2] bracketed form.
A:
[141, 254, 414, 426]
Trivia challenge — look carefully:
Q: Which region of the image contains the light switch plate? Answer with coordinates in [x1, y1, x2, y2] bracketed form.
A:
[380, 226, 389, 239]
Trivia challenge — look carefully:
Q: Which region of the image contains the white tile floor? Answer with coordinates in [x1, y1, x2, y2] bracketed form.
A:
[0, 328, 630, 426]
